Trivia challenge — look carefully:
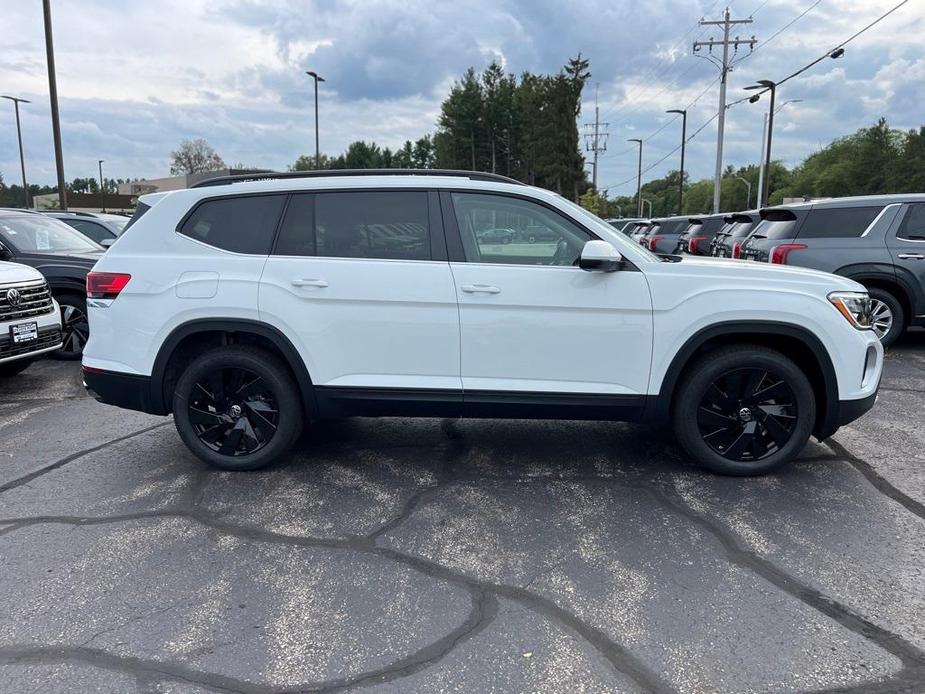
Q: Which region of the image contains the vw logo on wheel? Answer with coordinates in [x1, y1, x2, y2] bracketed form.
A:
[5, 288, 21, 306]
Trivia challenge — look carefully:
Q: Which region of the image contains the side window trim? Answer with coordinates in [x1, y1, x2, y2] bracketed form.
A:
[440, 189, 602, 265]
[427, 190, 448, 262]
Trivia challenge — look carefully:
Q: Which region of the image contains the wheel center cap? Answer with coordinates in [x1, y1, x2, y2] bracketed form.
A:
[738, 407, 753, 422]
[229, 404, 243, 418]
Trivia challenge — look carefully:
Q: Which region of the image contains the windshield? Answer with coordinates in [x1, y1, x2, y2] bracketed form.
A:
[0, 215, 102, 254]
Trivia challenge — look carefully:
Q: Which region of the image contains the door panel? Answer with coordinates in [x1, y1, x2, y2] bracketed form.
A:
[887, 203, 925, 318]
[445, 192, 653, 397]
[259, 191, 461, 391]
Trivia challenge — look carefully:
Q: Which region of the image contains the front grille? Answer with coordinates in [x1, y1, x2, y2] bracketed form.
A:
[0, 280, 55, 321]
[0, 327, 62, 359]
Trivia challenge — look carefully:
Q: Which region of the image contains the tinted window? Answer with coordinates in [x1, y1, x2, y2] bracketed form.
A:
[0, 215, 101, 253]
[798, 206, 882, 239]
[274, 191, 430, 260]
[180, 195, 285, 254]
[63, 219, 114, 244]
[898, 204, 925, 241]
[452, 193, 591, 266]
[751, 219, 797, 240]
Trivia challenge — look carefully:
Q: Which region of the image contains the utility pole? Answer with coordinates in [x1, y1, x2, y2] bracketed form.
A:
[627, 138, 643, 217]
[756, 112, 768, 209]
[43, 0, 67, 210]
[305, 70, 325, 169]
[98, 160, 105, 212]
[694, 7, 756, 213]
[1, 96, 30, 208]
[583, 84, 609, 190]
[666, 109, 687, 214]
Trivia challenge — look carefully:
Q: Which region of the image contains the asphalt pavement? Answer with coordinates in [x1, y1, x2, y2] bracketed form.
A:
[1, 331, 923, 693]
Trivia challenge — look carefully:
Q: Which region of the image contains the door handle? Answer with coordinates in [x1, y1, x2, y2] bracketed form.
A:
[291, 278, 329, 288]
[897, 253, 925, 260]
[460, 284, 501, 294]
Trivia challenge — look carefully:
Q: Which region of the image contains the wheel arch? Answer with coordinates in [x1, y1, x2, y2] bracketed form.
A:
[650, 321, 840, 440]
[834, 266, 913, 327]
[150, 318, 317, 417]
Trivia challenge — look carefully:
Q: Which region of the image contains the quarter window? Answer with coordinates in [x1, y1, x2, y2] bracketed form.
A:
[798, 206, 883, 239]
[179, 195, 285, 254]
[898, 204, 925, 241]
[451, 193, 591, 266]
[274, 191, 431, 260]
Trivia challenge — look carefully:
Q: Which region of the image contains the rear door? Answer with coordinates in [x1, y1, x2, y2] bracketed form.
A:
[443, 191, 652, 417]
[259, 189, 461, 409]
[887, 203, 925, 320]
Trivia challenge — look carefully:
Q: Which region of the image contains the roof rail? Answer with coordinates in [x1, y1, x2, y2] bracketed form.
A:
[191, 169, 525, 189]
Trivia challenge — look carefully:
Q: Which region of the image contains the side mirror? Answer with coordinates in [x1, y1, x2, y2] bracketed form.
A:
[100, 238, 115, 248]
[579, 240, 623, 272]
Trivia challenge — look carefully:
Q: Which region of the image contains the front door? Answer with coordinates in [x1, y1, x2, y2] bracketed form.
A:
[887, 202, 925, 324]
[259, 190, 461, 414]
[443, 191, 653, 417]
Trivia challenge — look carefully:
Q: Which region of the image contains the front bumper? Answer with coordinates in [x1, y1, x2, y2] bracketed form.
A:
[0, 326, 63, 364]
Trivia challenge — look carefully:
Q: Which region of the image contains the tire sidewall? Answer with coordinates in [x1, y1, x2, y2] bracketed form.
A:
[173, 347, 302, 471]
[673, 348, 815, 476]
[53, 294, 88, 361]
[867, 288, 904, 348]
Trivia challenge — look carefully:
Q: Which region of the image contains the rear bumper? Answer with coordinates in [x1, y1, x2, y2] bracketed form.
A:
[82, 366, 166, 415]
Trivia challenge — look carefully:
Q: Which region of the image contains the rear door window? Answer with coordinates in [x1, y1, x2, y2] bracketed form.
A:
[897, 203, 925, 241]
[179, 195, 285, 254]
[797, 206, 883, 239]
[274, 191, 431, 260]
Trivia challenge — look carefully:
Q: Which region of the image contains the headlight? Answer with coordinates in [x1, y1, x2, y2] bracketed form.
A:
[828, 291, 872, 330]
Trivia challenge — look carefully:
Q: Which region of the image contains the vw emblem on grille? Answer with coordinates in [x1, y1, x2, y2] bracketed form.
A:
[6, 288, 21, 306]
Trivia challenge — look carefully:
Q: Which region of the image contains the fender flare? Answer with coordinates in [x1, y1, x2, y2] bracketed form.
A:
[648, 320, 840, 439]
[149, 318, 316, 417]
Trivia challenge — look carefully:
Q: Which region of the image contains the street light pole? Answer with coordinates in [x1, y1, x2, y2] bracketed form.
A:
[306, 70, 325, 169]
[628, 138, 643, 217]
[98, 160, 105, 212]
[1, 96, 31, 208]
[745, 80, 776, 207]
[733, 175, 752, 209]
[43, 0, 67, 210]
[666, 109, 687, 214]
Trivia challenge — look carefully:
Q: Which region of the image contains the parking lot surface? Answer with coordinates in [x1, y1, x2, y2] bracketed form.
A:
[1, 332, 924, 694]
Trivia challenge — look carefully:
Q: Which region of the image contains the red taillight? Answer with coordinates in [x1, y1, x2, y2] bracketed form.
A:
[688, 236, 707, 255]
[770, 243, 807, 265]
[87, 272, 132, 299]
[648, 235, 663, 251]
[732, 241, 743, 259]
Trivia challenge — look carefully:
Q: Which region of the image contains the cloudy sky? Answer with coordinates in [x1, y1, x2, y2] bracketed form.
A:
[2, 0, 922, 196]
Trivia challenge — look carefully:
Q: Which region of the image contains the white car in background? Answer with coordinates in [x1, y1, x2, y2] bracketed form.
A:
[0, 261, 63, 377]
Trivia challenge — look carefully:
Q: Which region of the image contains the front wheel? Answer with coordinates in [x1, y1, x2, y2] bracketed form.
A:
[866, 287, 904, 348]
[172, 346, 303, 470]
[672, 345, 815, 476]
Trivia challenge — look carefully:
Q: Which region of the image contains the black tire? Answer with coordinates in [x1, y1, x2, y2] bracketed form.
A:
[672, 345, 815, 476]
[866, 287, 904, 348]
[0, 359, 33, 378]
[172, 346, 303, 471]
[53, 294, 89, 360]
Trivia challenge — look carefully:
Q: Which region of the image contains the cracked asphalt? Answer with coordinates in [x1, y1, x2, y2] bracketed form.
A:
[1, 331, 924, 693]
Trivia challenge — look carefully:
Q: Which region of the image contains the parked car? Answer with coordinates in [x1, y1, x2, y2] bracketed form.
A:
[521, 225, 559, 243]
[712, 211, 760, 258]
[44, 210, 129, 236]
[676, 213, 727, 255]
[0, 209, 103, 358]
[83, 169, 881, 476]
[476, 227, 514, 244]
[643, 216, 689, 254]
[0, 260, 63, 377]
[739, 194, 925, 346]
[42, 211, 121, 247]
[628, 220, 652, 244]
[605, 217, 645, 234]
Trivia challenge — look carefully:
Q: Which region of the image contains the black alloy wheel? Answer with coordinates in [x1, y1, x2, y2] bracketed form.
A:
[54, 295, 89, 360]
[189, 366, 280, 456]
[697, 367, 797, 461]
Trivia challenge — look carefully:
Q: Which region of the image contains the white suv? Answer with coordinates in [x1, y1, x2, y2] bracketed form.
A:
[0, 261, 62, 376]
[82, 171, 882, 475]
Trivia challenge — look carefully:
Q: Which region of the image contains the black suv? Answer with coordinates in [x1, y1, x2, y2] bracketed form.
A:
[711, 211, 760, 257]
[0, 209, 103, 358]
[676, 213, 727, 255]
[739, 195, 925, 346]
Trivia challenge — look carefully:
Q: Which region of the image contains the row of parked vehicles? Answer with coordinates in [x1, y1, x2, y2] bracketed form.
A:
[0, 209, 130, 375]
[610, 193, 925, 347]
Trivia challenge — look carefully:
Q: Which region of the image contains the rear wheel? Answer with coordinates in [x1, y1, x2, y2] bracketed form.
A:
[866, 287, 904, 348]
[172, 346, 303, 470]
[673, 345, 815, 476]
[0, 359, 33, 378]
[53, 294, 89, 360]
